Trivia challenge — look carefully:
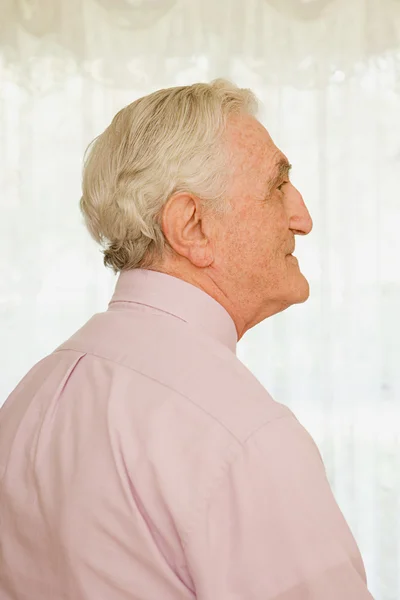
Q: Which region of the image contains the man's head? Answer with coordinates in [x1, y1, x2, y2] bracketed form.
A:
[81, 79, 312, 339]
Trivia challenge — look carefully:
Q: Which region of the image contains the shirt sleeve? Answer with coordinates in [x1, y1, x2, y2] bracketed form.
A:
[184, 414, 374, 600]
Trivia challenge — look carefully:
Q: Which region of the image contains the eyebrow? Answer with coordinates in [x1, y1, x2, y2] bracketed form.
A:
[266, 157, 290, 188]
[271, 158, 292, 186]
[264, 157, 292, 199]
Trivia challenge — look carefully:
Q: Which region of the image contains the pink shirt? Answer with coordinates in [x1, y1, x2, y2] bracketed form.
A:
[0, 268, 373, 599]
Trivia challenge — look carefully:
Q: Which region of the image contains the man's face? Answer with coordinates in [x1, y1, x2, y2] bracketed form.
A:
[208, 113, 313, 330]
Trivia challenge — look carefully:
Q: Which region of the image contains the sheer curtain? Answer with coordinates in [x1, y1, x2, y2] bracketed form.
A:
[1, 1, 400, 598]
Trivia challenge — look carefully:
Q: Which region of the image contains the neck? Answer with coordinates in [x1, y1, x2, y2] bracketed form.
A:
[153, 261, 248, 341]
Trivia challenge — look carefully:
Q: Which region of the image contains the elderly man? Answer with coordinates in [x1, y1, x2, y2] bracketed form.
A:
[0, 80, 372, 599]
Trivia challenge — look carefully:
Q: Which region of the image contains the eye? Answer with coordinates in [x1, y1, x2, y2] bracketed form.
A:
[277, 182, 285, 191]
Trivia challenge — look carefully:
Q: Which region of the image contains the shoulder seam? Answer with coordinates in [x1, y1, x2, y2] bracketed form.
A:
[54, 347, 245, 445]
[55, 348, 292, 448]
[242, 410, 294, 444]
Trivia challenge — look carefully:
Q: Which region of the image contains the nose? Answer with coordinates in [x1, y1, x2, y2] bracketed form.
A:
[287, 184, 313, 236]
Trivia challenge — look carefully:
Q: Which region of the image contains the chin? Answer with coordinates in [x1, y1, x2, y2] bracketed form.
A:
[263, 272, 310, 318]
[292, 274, 310, 304]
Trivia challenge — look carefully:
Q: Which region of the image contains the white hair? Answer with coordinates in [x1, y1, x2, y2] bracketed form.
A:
[80, 79, 258, 272]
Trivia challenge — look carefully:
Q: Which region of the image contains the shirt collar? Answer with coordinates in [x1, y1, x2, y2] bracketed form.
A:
[109, 269, 238, 354]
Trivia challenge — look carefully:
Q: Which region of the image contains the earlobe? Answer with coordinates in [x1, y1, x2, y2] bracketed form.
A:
[186, 237, 214, 268]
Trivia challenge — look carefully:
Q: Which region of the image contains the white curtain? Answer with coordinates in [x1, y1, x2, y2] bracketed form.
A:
[1, 1, 400, 598]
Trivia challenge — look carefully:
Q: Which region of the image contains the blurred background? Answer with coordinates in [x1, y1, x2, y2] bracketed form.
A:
[1, 0, 400, 597]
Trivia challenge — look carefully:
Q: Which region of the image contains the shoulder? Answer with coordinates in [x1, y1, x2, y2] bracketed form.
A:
[56, 308, 291, 444]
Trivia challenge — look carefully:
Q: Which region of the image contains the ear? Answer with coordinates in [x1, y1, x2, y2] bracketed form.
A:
[161, 192, 214, 268]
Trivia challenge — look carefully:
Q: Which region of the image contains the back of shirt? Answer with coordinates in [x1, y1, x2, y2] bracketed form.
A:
[0, 269, 373, 599]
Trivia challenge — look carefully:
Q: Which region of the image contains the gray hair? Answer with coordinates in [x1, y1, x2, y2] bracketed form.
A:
[80, 79, 258, 272]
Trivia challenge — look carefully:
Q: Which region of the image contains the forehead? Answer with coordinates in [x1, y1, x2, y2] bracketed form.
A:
[225, 113, 283, 176]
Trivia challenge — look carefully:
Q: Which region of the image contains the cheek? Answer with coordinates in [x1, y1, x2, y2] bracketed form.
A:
[213, 202, 287, 271]
[213, 215, 255, 270]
